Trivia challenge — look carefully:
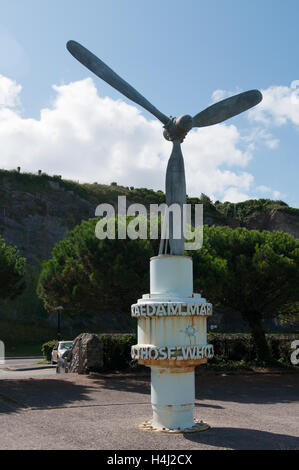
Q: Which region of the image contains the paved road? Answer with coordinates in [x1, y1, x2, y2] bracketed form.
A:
[0, 371, 298, 450]
[0, 368, 56, 379]
[0, 358, 56, 378]
[1, 358, 43, 367]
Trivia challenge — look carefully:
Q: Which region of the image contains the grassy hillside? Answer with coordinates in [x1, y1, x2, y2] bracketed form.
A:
[215, 198, 299, 219]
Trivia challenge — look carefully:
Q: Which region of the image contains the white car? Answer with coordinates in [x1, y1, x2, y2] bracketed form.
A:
[51, 341, 73, 364]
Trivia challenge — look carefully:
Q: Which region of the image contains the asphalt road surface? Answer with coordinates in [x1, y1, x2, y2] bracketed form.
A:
[0, 358, 56, 379]
[0, 370, 298, 450]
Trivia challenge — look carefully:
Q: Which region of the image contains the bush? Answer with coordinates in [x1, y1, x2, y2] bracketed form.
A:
[98, 333, 137, 371]
[267, 334, 297, 364]
[41, 340, 57, 361]
[0, 236, 26, 300]
[48, 332, 298, 371]
[208, 333, 255, 361]
[98, 333, 298, 370]
[208, 333, 298, 366]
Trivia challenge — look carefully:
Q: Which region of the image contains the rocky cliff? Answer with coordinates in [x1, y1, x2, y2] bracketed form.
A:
[1, 170, 299, 263]
[0, 174, 95, 262]
[242, 209, 299, 238]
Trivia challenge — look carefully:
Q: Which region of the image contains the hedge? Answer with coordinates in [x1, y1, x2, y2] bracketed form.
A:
[98, 333, 137, 371]
[42, 333, 298, 370]
[208, 333, 298, 364]
[97, 333, 298, 370]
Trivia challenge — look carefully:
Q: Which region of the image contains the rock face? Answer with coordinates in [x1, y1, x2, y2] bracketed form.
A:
[68, 333, 103, 374]
[0, 177, 96, 262]
[242, 209, 299, 238]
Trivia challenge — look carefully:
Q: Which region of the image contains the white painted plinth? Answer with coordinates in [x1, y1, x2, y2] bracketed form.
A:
[151, 366, 195, 430]
[132, 255, 213, 432]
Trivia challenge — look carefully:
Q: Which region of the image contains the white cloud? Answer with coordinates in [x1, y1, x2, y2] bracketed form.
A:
[273, 190, 283, 200]
[211, 87, 242, 103]
[0, 75, 283, 203]
[222, 187, 250, 203]
[248, 84, 299, 128]
[0, 75, 22, 107]
[242, 127, 280, 150]
[256, 185, 284, 201]
[256, 185, 271, 193]
[211, 89, 228, 102]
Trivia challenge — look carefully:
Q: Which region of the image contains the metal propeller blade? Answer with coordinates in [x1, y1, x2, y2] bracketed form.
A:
[192, 90, 262, 128]
[66, 40, 169, 125]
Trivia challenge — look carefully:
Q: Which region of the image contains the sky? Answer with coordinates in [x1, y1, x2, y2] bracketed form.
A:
[0, 0, 299, 206]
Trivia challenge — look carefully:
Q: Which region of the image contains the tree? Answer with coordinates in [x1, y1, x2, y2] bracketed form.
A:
[192, 225, 299, 363]
[37, 217, 157, 318]
[0, 236, 26, 300]
[0, 263, 47, 322]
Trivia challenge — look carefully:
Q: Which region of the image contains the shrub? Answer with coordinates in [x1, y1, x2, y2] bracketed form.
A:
[208, 333, 255, 361]
[0, 236, 26, 300]
[42, 340, 57, 361]
[96, 333, 298, 370]
[98, 333, 137, 371]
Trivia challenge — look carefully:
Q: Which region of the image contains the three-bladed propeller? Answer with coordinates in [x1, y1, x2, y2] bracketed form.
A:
[66, 40, 169, 125]
[192, 89, 262, 128]
[67, 40, 262, 141]
[67, 40, 263, 256]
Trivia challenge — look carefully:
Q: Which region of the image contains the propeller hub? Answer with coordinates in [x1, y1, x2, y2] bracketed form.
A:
[163, 114, 193, 142]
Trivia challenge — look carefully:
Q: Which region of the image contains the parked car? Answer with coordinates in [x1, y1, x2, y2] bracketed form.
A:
[51, 341, 73, 364]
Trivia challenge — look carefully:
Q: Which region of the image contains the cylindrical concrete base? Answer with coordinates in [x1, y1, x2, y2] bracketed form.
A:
[151, 366, 195, 431]
[150, 255, 193, 298]
[133, 255, 212, 432]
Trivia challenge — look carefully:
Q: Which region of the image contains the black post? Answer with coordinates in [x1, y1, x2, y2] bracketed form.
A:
[57, 310, 61, 341]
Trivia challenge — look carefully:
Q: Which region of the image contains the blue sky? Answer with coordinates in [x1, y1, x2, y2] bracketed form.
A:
[0, 0, 299, 206]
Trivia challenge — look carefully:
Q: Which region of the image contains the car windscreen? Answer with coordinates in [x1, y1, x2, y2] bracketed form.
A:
[59, 342, 73, 349]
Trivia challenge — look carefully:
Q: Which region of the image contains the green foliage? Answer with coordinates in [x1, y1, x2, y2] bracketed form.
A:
[0, 318, 57, 355]
[215, 198, 294, 220]
[186, 193, 227, 222]
[0, 168, 89, 199]
[41, 340, 57, 361]
[208, 333, 254, 361]
[277, 206, 299, 216]
[0, 263, 48, 322]
[194, 225, 299, 315]
[0, 235, 26, 300]
[193, 226, 299, 361]
[82, 182, 166, 206]
[37, 217, 157, 317]
[76, 332, 298, 371]
[98, 333, 137, 371]
[208, 332, 297, 365]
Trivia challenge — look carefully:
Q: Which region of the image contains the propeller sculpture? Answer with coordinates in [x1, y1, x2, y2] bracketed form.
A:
[67, 40, 262, 255]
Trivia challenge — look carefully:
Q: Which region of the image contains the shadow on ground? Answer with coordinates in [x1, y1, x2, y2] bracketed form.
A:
[89, 371, 299, 406]
[0, 373, 298, 450]
[0, 378, 92, 413]
[195, 373, 299, 405]
[184, 427, 299, 450]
